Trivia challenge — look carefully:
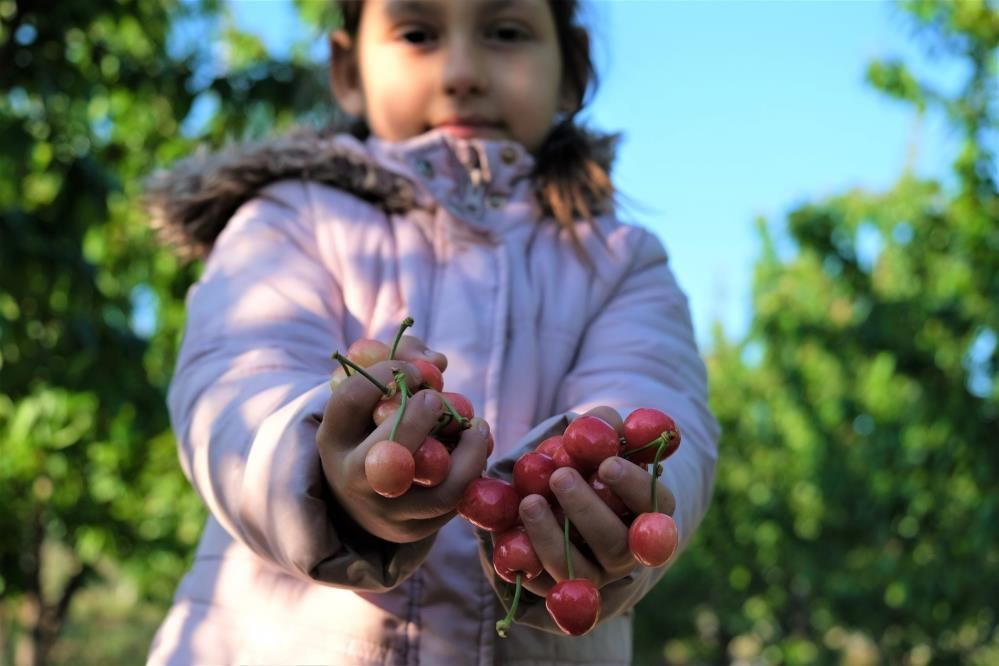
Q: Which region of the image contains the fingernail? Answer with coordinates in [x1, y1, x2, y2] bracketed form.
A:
[421, 391, 441, 411]
[475, 419, 490, 436]
[550, 469, 576, 492]
[522, 497, 545, 521]
[601, 458, 624, 482]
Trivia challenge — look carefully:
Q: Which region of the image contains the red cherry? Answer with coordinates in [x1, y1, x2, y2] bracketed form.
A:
[563, 416, 619, 471]
[438, 391, 474, 435]
[458, 478, 520, 532]
[364, 440, 415, 498]
[545, 579, 601, 636]
[493, 527, 543, 583]
[549, 441, 581, 470]
[622, 408, 681, 465]
[628, 512, 678, 567]
[536, 435, 563, 457]
[587, 472, 630, 518]
[513, 451, 556, 501]
[413, 436, 450, 487]
[347, 338, 390, 368]
[411, 358, 444, 392]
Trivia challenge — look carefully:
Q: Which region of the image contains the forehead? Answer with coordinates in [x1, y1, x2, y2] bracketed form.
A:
[377, 0, 550, 18]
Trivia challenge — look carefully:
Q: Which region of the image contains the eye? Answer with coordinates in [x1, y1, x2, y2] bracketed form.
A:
[487, 22, 530, 43]
[397, 25, 437, 45]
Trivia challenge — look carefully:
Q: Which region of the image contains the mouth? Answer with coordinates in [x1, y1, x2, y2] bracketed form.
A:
[434, 119, 505, 139]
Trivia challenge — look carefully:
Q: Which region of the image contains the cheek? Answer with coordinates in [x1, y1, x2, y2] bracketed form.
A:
[363, 74, 432, 140]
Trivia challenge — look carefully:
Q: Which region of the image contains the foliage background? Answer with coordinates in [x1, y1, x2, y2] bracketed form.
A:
[0, 0, 995, 664]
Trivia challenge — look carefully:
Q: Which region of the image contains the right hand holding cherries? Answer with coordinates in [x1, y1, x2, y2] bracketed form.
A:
[316, 318, 491, 544]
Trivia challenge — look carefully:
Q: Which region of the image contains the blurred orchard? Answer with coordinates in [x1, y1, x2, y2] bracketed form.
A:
[1, 0, 996, 664]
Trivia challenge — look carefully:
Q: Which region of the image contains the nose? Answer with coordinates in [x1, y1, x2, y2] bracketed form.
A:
[442, 38, 486, 97]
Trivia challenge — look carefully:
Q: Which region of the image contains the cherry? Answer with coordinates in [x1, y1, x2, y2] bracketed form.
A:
[536, 435, 563, 457]
[457, 478, 520, 532]
[628, 512, 677, 567]
[562, 416, 619, 472]
[413, 436, 450, 487]
[493, 527, 544, 638]
[347, 337, 390, 368]
[371, 393, 402, 426]
[513, 451, 556, 502]
[621, 408, 681, 465]
[549, 441, 580, 470]
[587, 472, 630, 519]
[493, 526, 543, 584]
[545, 579, 601, 636]
[411, 358, 445, 392]
[436, 391, 474, 436]
[364, 440, 415, 498]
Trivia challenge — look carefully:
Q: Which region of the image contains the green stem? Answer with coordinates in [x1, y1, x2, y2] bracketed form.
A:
[564, 516, 575, 580]
[331, 352, 391, 395]
[334, 355, 353, 377]
[390, 316, 415, 360]
[621, 433, 670, 461]
[495, 572, 523, 638]
[388, 374, 410, 442]
[430, 394, 471, 434]
[650, 440, 668, 513]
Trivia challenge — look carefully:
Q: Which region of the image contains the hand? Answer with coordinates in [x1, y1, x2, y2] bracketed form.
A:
[317, 339, 490, 544]
[509, 407, 676, 597]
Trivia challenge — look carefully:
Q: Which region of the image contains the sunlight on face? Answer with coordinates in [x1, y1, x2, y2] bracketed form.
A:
[347, 0, 565, 151]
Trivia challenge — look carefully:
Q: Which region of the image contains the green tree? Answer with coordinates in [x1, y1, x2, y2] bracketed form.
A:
[635, 0, 998, 664]
[0, 1, 332, 663]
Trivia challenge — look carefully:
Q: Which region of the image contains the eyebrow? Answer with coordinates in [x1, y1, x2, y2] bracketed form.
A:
[385, 0, 533, 19]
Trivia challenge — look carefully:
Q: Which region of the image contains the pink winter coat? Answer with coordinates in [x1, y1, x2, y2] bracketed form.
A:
[145, 128, 719, 665]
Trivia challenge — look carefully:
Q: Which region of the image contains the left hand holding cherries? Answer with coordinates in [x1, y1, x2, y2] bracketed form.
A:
[466, 405, 682, 638]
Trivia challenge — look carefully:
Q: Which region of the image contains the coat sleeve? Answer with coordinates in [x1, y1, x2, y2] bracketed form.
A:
[480, 226, 720, 632]
[167, 181, 433, 592]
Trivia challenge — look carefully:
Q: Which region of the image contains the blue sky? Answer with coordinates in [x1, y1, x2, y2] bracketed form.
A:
[226, 0, 961, 348]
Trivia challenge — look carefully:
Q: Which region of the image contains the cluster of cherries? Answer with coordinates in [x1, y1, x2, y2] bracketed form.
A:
[331, 317, 485, 498]
[331, 318, 680, 639]
[458, 409, 680, 637]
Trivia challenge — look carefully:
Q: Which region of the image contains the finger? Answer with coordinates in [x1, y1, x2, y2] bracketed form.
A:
[521, 571, 556, 597]
[395, 417, 490, 520]
[519, 494, 601, 584]
[392, 335, 448, 372]
[549, 467, 633, 573]
[583, 406, 624, 437]
[363, 388, 444, 455]
[320, 360, 422, 447]
[597, 457, 676, 516]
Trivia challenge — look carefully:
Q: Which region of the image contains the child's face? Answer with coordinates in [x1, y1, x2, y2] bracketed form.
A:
[332, 0, 568, 152]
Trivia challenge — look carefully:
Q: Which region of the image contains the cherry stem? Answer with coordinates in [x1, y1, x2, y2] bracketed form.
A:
[331, 352, 391, 395]
[563, 516, 575, 580]
[431, 394, 471, 434]
[390, 316, 415, 360]
[334, 355, 353, 377]
[495, 572, 523, 638]
[388, 373, 410, 442]
[650, 439, 668, 513]
[621, 432, 673, 461]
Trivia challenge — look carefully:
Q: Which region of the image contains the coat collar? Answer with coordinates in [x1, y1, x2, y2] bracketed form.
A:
[145, 124, 612, 260]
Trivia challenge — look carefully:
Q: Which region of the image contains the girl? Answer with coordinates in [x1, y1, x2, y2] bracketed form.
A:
[146, 0, 719, 663]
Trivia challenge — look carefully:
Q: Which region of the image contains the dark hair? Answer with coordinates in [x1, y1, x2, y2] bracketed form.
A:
[334, 0, 616, 253]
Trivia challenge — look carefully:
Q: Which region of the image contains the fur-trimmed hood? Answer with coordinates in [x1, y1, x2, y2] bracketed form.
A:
[144, 124, 617, 260]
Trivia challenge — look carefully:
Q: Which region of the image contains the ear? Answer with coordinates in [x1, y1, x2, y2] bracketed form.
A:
[329, 29, 365, 117]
